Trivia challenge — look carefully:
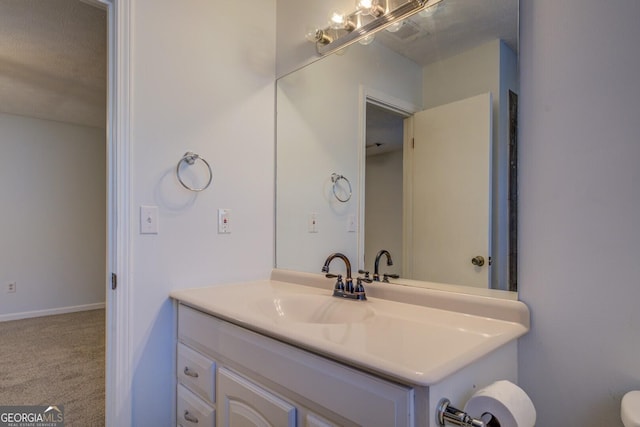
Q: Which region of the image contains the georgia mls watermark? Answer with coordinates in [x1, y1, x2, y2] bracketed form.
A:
[0, 406, 64, 427]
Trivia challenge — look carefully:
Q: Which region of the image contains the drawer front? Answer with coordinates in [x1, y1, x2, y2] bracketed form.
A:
[177, 343, 216, 403]
[177, 383, 215, 427]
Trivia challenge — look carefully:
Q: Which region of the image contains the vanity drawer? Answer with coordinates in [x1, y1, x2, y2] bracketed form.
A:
[177, 383, 215, 427]
[177, 343, 216, 403]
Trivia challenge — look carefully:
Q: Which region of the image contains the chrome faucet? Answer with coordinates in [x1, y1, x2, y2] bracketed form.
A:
[322, 253, 368, 300]
[373, 249, 399, 282]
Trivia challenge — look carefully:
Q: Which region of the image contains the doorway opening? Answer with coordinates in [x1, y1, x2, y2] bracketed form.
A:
[363, 102, 409, 276]
[0, 0, 120, 423]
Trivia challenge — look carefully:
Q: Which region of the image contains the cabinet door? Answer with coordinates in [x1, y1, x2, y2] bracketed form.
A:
[218, 367, 296, 427]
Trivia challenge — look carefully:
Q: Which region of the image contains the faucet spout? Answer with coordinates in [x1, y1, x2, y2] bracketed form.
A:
[322, 252, 352, 280]
[323, 253, 364, 298]
[373, 249, 393, 281]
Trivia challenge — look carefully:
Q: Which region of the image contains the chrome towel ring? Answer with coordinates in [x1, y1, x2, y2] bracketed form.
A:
[176, 151, 213, 192]
[331, 173, 352, 202]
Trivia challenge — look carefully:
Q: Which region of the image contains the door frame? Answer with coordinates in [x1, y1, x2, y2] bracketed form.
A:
[84, 0, 132, 425]
[357, 86, 419, 273]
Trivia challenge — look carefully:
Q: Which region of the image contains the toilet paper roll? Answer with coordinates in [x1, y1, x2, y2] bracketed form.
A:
[463, 380, 536, 427]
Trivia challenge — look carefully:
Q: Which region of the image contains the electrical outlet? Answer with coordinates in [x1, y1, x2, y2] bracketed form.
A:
[6, 282, 16, 293]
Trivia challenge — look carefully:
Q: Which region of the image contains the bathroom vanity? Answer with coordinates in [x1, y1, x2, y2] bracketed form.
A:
[170, 270, 529, 427]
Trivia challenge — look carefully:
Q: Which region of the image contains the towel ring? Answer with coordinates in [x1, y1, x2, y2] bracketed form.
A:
[176, 152, 213, 192]
[331, 173, 352, 203]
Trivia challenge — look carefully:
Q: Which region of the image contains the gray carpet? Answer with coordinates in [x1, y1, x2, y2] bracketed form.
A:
[0, 309, 105, 426]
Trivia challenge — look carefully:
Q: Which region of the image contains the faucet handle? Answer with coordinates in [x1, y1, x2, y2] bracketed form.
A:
[357, 274, 373, 284]
[357, 269, 370, 279]
[326, 274, 345, 292]
[382, 273, 399, 282]
[354, 278, 368, 300]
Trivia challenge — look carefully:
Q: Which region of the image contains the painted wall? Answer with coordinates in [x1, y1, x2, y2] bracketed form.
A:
[364, 149, 404, 274]
[129, 0, 276, 424]
[276, 42, 422, 276]
[519, 0, 640, 425]
[0, 113, 105, 320]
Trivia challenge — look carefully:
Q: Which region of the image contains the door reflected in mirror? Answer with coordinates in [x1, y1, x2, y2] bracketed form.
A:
[276, 0, 518, 293]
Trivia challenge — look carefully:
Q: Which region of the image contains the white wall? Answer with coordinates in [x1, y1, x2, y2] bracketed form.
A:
[0, 113, 105, 319]
[519, 0, 640, 425]
[129, 0, 275, 424]
[365, 150, 404, 274]
[276, 42, 422, 276]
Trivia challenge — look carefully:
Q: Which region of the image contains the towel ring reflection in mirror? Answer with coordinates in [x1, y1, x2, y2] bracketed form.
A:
[176, 151, 213, 192]
[331, 173, 352, 202]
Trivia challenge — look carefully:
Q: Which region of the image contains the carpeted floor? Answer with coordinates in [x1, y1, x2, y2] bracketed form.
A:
[0, 309, 105, 426]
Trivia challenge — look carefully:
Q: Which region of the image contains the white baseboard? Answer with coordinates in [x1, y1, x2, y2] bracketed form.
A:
[0, 302, 106, 322]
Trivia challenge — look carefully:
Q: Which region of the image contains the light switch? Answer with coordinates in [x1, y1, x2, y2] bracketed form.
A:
[308, 212, 318, 233]
[218, 209, 231, 233]
[140, 205, 159, 234]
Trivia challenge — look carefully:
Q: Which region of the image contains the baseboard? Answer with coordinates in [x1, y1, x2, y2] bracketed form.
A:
[0, 302, 106, 322]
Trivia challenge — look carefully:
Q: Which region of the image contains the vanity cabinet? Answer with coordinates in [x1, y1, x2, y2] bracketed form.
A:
[172, 274, 526, 427]
[176, 304, 415, 427]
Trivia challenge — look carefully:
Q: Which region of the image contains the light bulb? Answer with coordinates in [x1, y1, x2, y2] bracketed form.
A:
[356, 0, 373, 11]
[356, 0, 385, 17]
[328, 10, 346, 29]
[305, 27, 320, 42]
[305, 27, 331, 44]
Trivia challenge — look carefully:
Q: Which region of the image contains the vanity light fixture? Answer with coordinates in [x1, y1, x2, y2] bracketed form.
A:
[307, 0, 445, 56]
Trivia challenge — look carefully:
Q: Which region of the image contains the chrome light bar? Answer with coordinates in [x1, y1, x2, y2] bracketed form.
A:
[309, 0, 444, 56]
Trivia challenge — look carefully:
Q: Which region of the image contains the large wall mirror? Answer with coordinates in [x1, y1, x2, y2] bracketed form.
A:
[276, 0, 519, 294]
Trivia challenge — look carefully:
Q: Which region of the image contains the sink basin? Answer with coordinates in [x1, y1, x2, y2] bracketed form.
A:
[170, 274, 530, 385]
[255, 293, 375, 324]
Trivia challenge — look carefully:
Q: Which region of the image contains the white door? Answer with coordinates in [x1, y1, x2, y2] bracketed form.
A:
[406, 93, 492, 287]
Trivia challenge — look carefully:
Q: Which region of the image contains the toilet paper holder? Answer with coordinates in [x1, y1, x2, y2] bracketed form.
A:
[437, 398, 494, 427]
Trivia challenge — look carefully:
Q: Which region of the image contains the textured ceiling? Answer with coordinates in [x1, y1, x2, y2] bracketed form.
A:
[375, 0, 518, 66]
[0, 0, 107, 128]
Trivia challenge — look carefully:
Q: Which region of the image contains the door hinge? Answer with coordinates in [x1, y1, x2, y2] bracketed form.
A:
[412, 138, 415, 149]
[111, 272, 117, 290]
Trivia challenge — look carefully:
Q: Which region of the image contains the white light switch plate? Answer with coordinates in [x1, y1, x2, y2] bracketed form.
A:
[140, 205, 159, 234]
[218, 209, 231, 233]
[308, 212, 318, 233]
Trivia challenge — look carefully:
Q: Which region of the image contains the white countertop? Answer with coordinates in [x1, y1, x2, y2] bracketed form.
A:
[170, 270, 529, 386]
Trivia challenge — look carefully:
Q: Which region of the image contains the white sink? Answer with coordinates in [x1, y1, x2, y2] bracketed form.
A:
[254, 293, 375, 324]
[170, 272, 529, 386]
